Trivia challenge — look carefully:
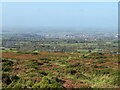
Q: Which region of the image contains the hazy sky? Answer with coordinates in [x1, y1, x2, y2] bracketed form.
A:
[2, 2, 118, 29]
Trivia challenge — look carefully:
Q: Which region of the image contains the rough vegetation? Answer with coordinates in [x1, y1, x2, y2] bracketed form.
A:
[2, 51, 119, 89]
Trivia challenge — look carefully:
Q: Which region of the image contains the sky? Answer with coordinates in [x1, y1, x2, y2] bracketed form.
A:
[2, 2, 118, 31]
[1, 0, 119, 2]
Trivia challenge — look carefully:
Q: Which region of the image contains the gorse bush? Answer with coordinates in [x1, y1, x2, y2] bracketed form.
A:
[32, 76, 63, 88]
[38, 70, 49, 77]
[28, 60, 40, 69]
[85, 75, 118, 88]
[2, 72, 20, 88]
[2, 59, 13, 72]
[2, 73, 12, 85]
[32, 52, 39, 55]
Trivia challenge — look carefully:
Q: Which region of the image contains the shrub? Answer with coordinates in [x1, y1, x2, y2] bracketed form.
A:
[32, 76, 63, 88]
[2, 59, 13, 72]
[31, 50, 39, 55]
[13, 82, 22, 89]
[39, 71, 48, 76]
[2, 72, 20, 87]
[66, 68, 77, 75]
[29, 60, 40, 69]
[32, 52, 39, 55]
[2, 73, 12, 85]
